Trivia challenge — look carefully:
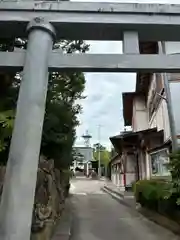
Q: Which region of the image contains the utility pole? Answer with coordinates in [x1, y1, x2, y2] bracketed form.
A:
[159, 42, 178, 152]
[98, 125, 101, 178]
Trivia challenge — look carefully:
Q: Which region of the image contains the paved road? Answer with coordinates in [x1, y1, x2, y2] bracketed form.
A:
[70, 177, 180, 240]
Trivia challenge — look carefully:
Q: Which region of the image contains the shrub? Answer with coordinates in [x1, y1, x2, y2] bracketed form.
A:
[134, 179, 179, 217]
[166, 150, 180, 205]
[133, 150, 180, 220]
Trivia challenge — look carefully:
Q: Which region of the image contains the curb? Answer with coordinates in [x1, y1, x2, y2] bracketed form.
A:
[51, 199, 72, 240]
[101, 187, 135, 209]
[103, 186, 180, 236]
[102, 186, 136, 209]
[103, 185, 124, 198]
[138, 207, 180, 236]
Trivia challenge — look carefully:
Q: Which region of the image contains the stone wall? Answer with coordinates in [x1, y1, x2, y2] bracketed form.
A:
[0, 156, 69, 240]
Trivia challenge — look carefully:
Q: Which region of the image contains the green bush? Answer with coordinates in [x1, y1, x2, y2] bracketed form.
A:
[134, 179, 179, 217]
[133, 150, 180, 221]
[166, 150, 180, 205]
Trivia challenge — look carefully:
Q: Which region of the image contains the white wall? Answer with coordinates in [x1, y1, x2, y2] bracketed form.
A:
[132, 96, 148, 132]
[111, 164, 124, 188]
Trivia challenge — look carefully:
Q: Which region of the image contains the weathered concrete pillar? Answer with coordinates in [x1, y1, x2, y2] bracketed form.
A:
[122, 31, 139, 54]
[145, 151, 151, 179]
[0, 18, 55, 240]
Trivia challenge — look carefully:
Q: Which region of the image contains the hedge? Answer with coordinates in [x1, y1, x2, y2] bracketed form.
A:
[133, 179, 180, 220]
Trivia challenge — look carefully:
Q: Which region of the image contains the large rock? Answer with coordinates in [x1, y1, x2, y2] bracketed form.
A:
[31, 156, 66, 240]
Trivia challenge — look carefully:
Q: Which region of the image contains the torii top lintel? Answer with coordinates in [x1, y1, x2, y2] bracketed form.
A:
[1, 1, 180, 41]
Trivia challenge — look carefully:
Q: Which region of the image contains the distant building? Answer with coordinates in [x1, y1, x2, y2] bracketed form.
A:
[73, 146, 94, 175]
[73, 131, 94, 176]
[74, 146, 93, 163]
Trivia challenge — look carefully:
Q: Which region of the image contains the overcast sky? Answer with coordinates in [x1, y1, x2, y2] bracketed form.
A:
[73, 0, 179, 149]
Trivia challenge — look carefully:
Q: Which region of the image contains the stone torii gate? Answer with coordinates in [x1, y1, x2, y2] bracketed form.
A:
[0, 1, 180, 239]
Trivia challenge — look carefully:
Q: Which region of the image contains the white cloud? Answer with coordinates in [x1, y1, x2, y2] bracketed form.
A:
[73, 0, 179, 149]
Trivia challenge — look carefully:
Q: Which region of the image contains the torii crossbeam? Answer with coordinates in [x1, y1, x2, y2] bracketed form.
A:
[1, 1, 180, 41]
[0, 2, 180, 240]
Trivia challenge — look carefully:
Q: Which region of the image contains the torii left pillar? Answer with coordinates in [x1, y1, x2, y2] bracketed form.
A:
[0, 17, 56, 240]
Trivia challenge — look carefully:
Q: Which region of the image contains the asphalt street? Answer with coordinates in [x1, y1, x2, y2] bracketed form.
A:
[70, 177, 180, 240]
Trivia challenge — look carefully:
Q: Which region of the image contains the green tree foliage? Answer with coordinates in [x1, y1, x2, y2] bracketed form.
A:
[0, 110, 14, 153]
[93, 143, 110, 167]
[0, 39, 89, 167]
[165, 150, 180, 205]
[0, 39, 24, 159]
[41, 71, 86, 169]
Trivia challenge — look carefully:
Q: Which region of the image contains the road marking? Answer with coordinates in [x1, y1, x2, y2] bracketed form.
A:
[74, 192, 87, 195]
[73, 191, 106, 195]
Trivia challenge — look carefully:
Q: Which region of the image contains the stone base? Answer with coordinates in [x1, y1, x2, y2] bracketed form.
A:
[31, 220, 54, 240]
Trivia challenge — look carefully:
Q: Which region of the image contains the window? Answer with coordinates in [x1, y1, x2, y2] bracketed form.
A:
[148, 73, 164, 120]
[150, 149, 170, 176]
